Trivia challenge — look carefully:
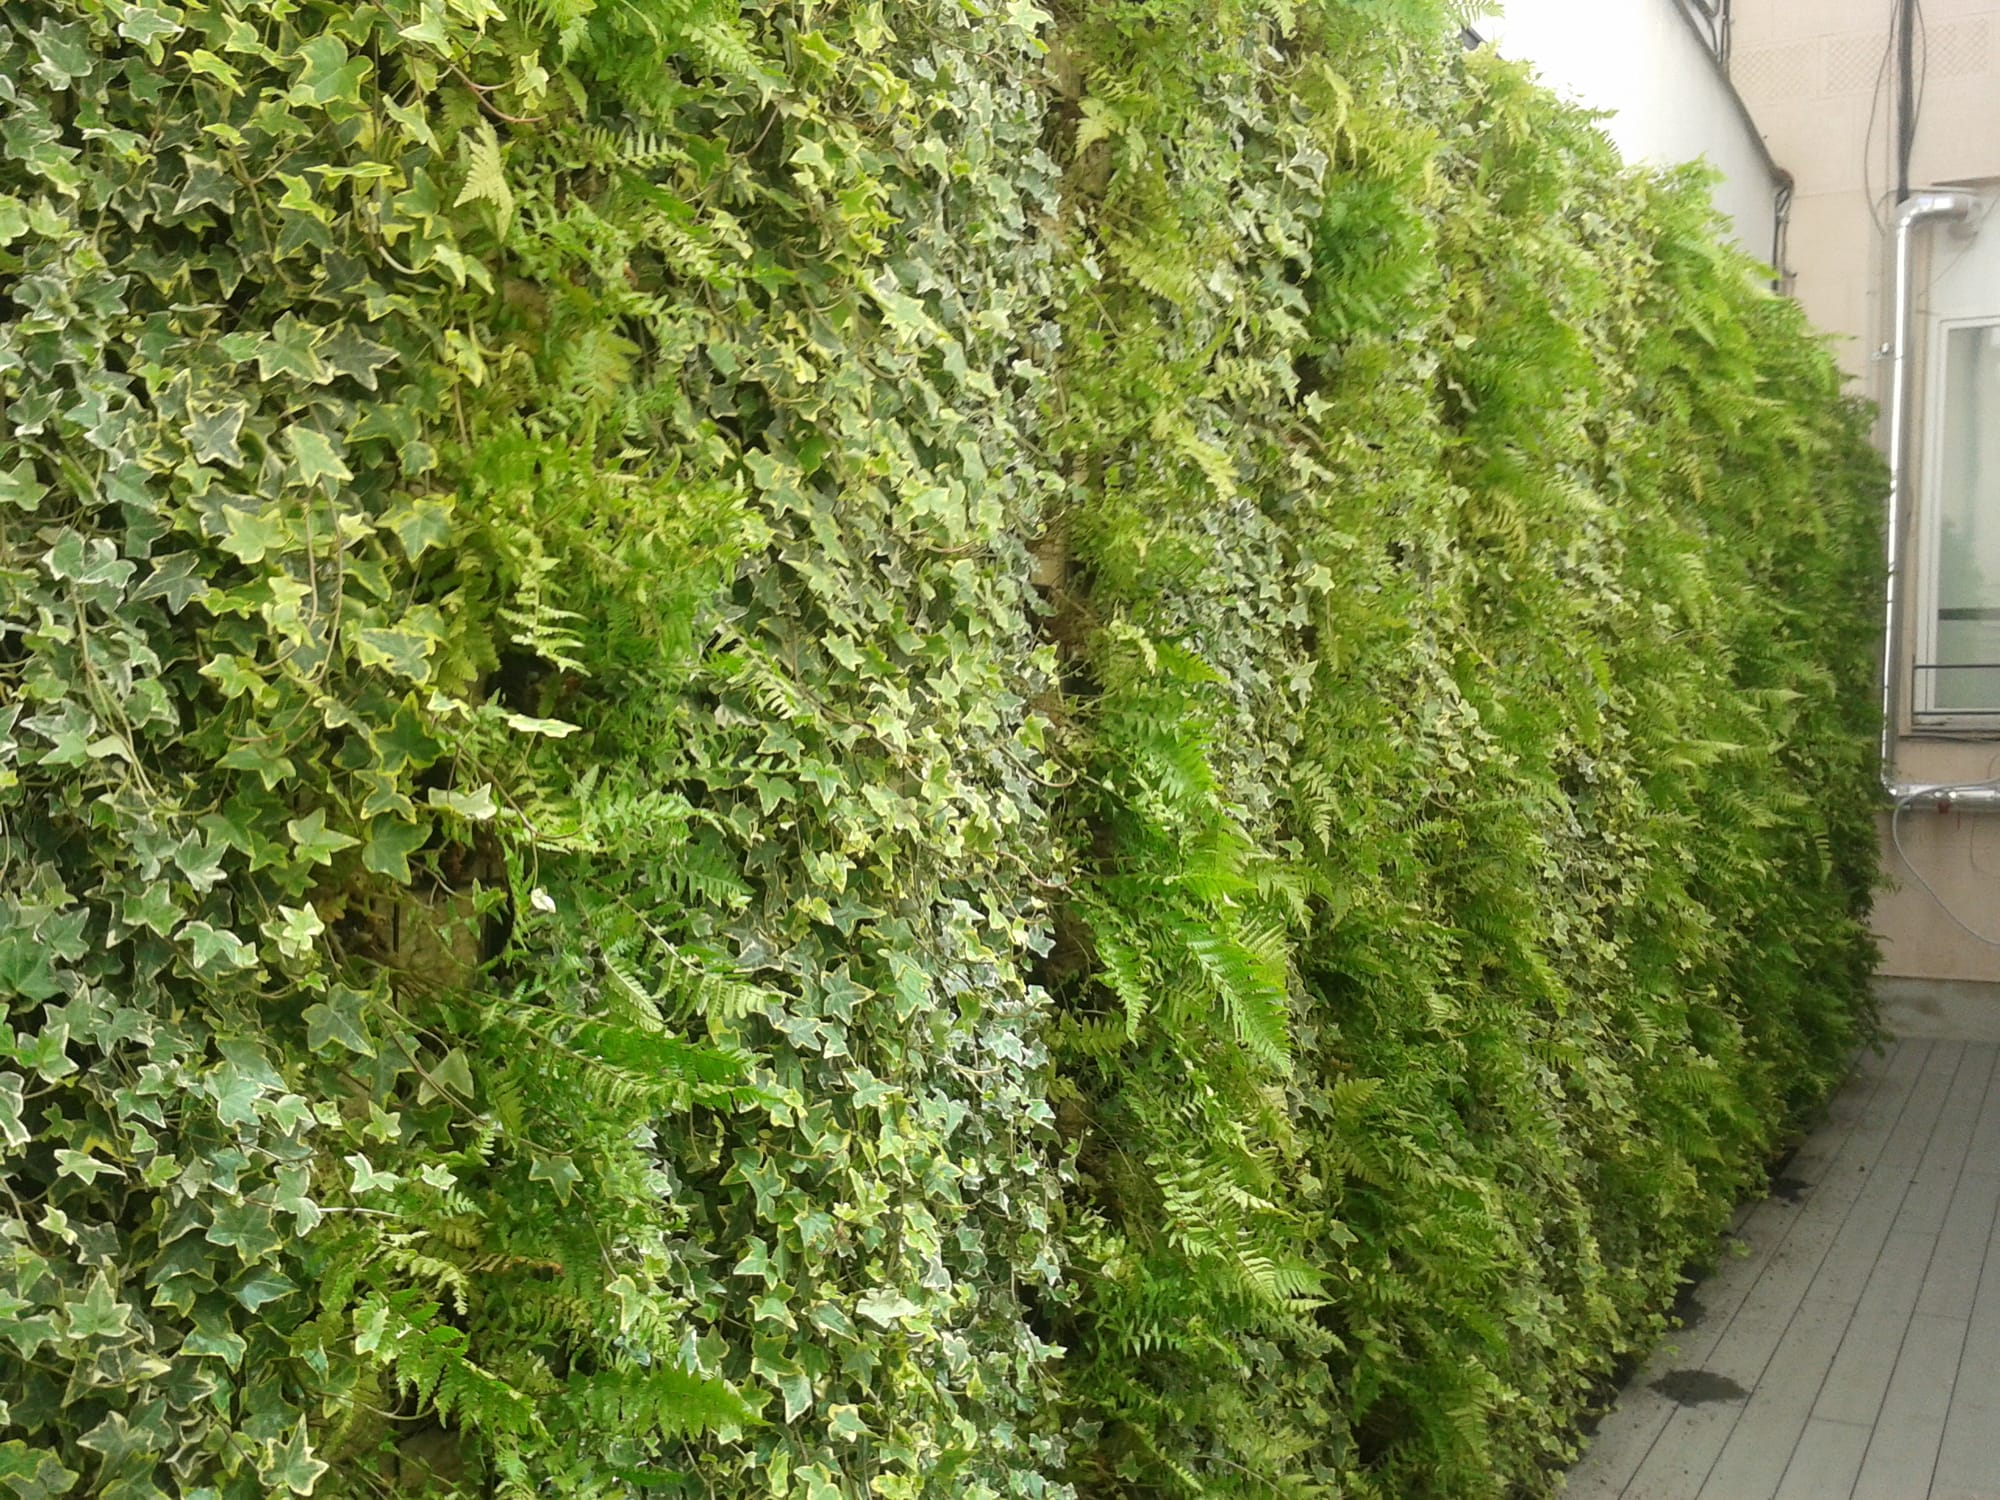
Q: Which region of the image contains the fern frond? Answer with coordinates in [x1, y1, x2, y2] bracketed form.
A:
[564, 1366, 758, 1440]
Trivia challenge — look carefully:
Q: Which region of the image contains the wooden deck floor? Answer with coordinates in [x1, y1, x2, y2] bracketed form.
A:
[1563, 1029, 2000, 1500]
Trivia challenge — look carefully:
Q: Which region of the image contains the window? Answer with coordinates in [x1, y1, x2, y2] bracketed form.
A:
[1917, 317, 2000, 720]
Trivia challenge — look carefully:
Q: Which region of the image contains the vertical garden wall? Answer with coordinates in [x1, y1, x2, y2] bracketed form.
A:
[0, 2, 1882, 1498]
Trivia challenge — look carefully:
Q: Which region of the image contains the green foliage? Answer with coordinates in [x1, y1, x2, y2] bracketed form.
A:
[1036, 9, 1883, 1497]
[0, 0, 1063, 1494]
[0, 1, 1881, 1498]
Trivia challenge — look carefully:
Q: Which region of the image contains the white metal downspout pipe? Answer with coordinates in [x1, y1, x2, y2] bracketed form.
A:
[1879, 190, 2000, 813]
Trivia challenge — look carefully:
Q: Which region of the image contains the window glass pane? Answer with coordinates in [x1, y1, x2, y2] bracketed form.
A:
[1933, 323, 2000, 711]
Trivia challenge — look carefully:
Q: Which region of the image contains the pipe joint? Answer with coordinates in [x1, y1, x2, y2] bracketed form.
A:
[1895, 190, 1981, 232]
[1887, 784, 2000, 815]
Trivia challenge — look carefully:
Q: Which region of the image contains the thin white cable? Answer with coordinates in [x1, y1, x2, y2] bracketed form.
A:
[1890, 777, 2000, 948]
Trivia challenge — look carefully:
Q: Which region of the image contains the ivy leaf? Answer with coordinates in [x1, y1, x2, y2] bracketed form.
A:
[868, 274, 940, 345]
[11, 1024, 75, 1083]
[263, 904, 324, 959]
[427, 784, 497, 821]
[217, 736, 296, 790]
[826, 1404, 870, 1442]
[370, 705, 443, 772]
[206, 1065, 266, 1128]
[122, 883, 183, 937]
[271, 1165, 321, 1235]
[63, 1275, 134, 1343]
[0, 1073, 27, 1150]
[183, 48, 246, 98]
[266, 1094, 316, 1135]
[345, 1154, 401, 1194]
[229, 1267, 297, 1312]
[284, 426, 351, 490]
[44, 532, 135, 590]
[363, 1103, 400, 1145]
[285, 809, 358, 866]
[76, 1404, 170, 1467]
[289, 35, 370, 109]
[218, 505, 286, 564]
[174, 835, 229, 893]
[257, 314, 331, 384]
[529, 1154, 580, 1204]
[118, 7, 185, 51]
[263, 1423, 328, 1497]
[778, 1373, 812, 1424]
[353, 626, 435, 683]
[173, 154, 236, 216]
[199, 654, 267, 702]
[361, 816, 429, 881]
[275, 170, 328, 222]
[53, 1149, 115, 1185]
[808, 1303, 857, 1341]
[188, 402, 248, 467]
[182, 921, 256, 974]
[133, 553, 208, 613]
[853, 1289, 922, 1327]
[181, 1300, 246, 1367]
[206, 1202, 281, 1263]
[9, 121, 84, 198]
[322, 323, 398, 390]
[0, 1442, 79, 1500]
[303, 990, 376, 1058]
[503, 712, 580, 739]
[433, 1048, 474, 1096]
[0, 933, 60, 1001]
[379, 496, 453, 559]
[397, 5, 452, 48]
[353, 1298, 390, 1355]
[29, 21, 93, 88]
[0, 459, 44, 510]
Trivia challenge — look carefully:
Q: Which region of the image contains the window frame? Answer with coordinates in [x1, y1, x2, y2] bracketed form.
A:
[1913, 310, 2000, 727]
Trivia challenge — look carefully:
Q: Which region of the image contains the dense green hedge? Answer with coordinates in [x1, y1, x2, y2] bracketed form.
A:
[1037, 10, 1882, 1495]
[0, 1, 1880, 1498]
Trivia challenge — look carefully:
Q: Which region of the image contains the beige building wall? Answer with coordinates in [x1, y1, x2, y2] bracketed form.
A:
[1733, 0, 2000, 981]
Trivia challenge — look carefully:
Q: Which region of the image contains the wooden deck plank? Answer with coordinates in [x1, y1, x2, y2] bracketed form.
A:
[1772, 1418, 1872, 1499]
[1698, 1295, 1857, 1500]
[1850, 1312, 1967, 1500]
